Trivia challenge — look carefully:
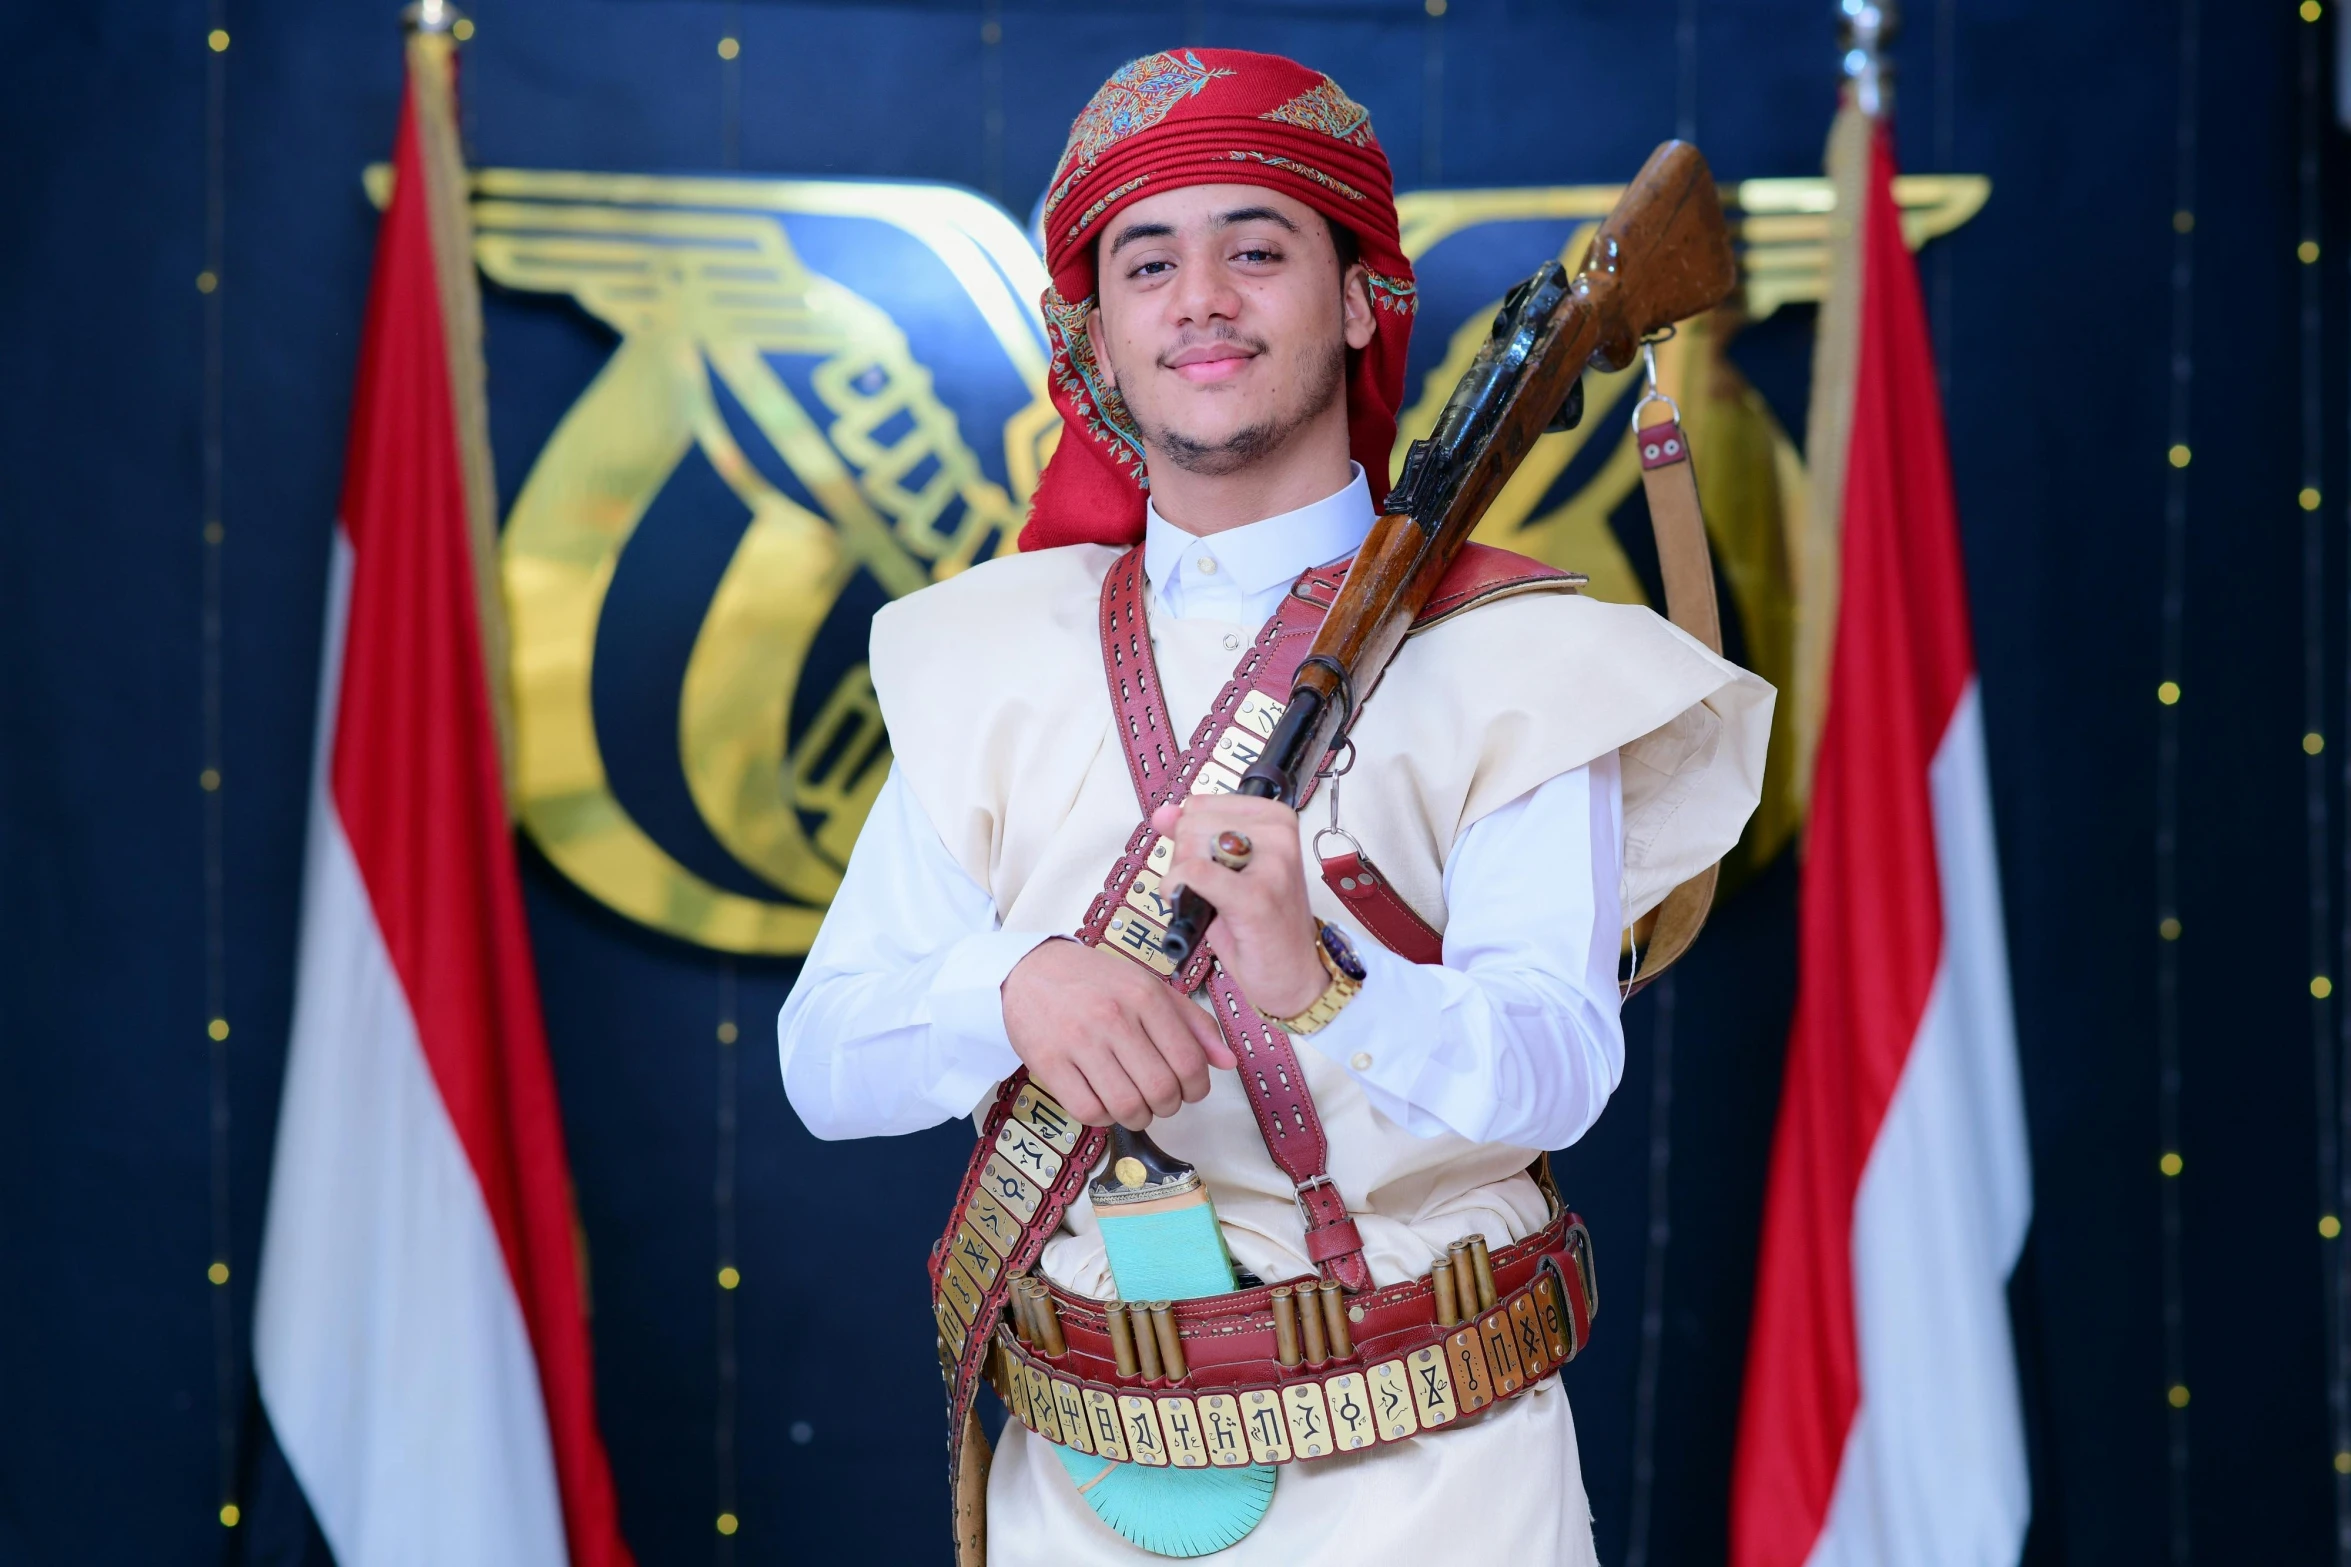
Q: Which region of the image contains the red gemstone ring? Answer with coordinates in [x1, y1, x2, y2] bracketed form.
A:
[1211, 830, 1254, 871]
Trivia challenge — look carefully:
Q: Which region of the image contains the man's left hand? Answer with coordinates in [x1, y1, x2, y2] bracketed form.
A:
[1150, 795, 1327, 1018]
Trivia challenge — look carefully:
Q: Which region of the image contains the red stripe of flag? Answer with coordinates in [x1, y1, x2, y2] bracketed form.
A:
[1730, 122, 1976, 1566]
[329, 64, 632, 1567]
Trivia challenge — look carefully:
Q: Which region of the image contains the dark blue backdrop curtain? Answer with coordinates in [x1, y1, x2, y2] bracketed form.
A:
[0, 2, 2337, 1563]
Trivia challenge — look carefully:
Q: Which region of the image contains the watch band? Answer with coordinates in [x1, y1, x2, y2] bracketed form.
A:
[1261, 921, 1363, 1035]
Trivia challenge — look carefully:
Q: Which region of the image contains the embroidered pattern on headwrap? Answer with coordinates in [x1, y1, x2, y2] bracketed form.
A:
[1044, 50, 1235, 221]
[1022, 48, 1417, 551]
[1223, 149, 1367, 202]
[1041, 287, 1148, 483]
[1364, 270, 1419, 315]
[1259, 76, 1378, 148]
[1063, 176, 1151, 242]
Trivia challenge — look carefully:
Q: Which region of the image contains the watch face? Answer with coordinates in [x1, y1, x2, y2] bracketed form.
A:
[1318, 921, 1368, 981]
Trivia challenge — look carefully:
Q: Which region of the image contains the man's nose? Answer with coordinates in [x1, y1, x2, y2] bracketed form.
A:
[1168, 253, 1242, 330]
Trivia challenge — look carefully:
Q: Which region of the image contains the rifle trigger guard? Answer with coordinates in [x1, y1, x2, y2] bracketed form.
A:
[1547, 377, 1586, 434]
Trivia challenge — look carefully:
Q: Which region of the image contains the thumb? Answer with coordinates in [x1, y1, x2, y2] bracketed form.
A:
[1184, 1002, 1238, 1071]
[1149, 800, 1182, 839]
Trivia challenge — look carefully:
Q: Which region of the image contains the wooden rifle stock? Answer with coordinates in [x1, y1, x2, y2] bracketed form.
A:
[1160, 141, 1736, 967]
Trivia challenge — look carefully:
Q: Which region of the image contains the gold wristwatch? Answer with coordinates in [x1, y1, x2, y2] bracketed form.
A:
[1261, 920, 1367, 1035]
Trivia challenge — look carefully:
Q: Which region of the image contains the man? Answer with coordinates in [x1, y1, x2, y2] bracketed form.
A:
[780, 48, 1770, 1561]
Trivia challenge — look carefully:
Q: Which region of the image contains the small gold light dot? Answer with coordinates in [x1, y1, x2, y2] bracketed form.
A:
[208, 1261, 230, 1285]
[2317, 976, 2335, 999]
[717, 35, 740, 59]
[196, 270, 218, 294]
[718, 1265, 741, 1290]
[2159, 917, 2182, 941]
[980, 19, 1002, 43]
[2303, 487, 2324, 512]
[208, 28, 230, 52]
[2160, 1151, 2184, 1177]
[2168, 1384, 2190, 1409]
[203, 520, 225, 545]
[2301, 239, 2322, 264]
[2168, 444, 2192, 469]
[219, 1503, 241, 1528]
[716, 1020, 738, 1045]
[2307, 733, 2326, 756]
[2157, 680, 2181, 706]
[2336, 1449, 2351, 1474]
[2303, 0, 2324, 21]
[208, 1017, 230, 1041]
[1425, 0, 1448, 13]
[200, 767, 221, 792]
[2173, 210, 2195, 234]
[2322, 1215, 2341, 1239]
[716, 1512, 739, 1537]
[452, 16, 475, 40]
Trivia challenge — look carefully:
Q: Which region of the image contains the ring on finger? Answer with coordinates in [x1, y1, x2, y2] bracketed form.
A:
[1211, 829, 1254, 872]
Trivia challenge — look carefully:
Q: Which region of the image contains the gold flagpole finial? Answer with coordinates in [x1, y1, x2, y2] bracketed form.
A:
[1837, 0, 1897, 117]
[403, 0, 467, 37]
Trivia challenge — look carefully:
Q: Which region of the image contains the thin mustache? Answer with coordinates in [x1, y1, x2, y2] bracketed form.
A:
[1158, 331, 1269, 369]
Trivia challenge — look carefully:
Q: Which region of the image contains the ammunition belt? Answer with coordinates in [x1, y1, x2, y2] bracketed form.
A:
[984, 1206, 1597, 1469]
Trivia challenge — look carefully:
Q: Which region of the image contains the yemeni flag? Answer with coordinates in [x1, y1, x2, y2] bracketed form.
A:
[1729, 107, 2033, 1565]
[250, 23, 633, 1567]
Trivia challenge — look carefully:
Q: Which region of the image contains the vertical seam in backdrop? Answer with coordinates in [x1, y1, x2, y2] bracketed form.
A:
[200, 0, 239, 1538]
[2155, 0, 2201, 1558]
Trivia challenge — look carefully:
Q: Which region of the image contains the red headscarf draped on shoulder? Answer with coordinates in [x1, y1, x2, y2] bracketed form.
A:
[1019, 49, 1418, 551]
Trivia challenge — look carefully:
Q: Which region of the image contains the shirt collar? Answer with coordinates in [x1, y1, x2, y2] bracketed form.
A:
[1142, 464, 1373, 602]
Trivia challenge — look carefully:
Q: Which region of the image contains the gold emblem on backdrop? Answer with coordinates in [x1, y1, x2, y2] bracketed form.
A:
[369, 164, 1982, 953]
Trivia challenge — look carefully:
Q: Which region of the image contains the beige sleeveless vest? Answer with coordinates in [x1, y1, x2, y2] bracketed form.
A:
[870, 542, 1773, 1298]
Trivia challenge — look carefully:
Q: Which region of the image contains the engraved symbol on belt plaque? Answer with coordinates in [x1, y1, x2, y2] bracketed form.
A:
[1323, 1371, 1377, 1452]
[1196, 1393, 1250, 1467]
[1240, 1389, 1292, 1464]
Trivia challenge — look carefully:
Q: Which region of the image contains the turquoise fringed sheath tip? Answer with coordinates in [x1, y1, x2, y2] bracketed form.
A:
[1053, 1448, 1278, 1557]
[1099, 1203, 1235, 1301]
[1047, 1126, 1277, 1557]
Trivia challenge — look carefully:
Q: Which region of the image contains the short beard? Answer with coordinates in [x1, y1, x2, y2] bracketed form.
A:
[1140, 332, 1348, 478]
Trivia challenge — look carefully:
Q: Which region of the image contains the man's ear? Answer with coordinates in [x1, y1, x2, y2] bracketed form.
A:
[1341, 263, 1376, 352]
[1088, 303, 1117, 392]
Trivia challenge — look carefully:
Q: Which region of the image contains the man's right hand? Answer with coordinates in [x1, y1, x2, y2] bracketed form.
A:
[1001, 939, 1236, 1130]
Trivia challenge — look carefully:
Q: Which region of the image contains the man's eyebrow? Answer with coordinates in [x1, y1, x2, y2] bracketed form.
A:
[1216, 206, 1300, 233]
[1108, 220, 1176, 256]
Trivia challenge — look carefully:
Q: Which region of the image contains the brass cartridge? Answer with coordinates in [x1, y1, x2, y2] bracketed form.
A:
[1148, 1301, 1187, 1381]
[1009, 1279, 1035, 1344]
[1318, 1279, 1354, 1360]
[1034, 1283, 1068, 1357]
[1270, 1285, 1304, 1367]
[1448, 1240, 1479, 1321]
[1133, 1303, 1165, 1381]
[1298, 1284, 1329, 1365]
[1431, 1258, 1460, 1327]
[1468, 1233, 1499, 1312]
[1104, 1299, 1141, 1378]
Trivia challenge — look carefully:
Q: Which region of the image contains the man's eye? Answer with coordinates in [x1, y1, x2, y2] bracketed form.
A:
[1234, 247, 1281, 264]
[1130, 259, 1174, 277]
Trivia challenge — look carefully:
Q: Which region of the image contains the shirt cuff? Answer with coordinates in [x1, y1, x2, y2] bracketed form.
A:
[1299, 927, 1447, 1107]
[925, 929, 1052, 1115]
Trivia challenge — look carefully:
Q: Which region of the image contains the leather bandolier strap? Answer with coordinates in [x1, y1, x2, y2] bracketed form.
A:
[932, 544, 1577, 1564]
[1624, 411, 1725, 992]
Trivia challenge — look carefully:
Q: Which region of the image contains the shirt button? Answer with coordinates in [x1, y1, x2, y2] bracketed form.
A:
[1196, 556, 1219, 574]
[1350, 1052, 1373, 1072]
[1222, 633, 1241, 650]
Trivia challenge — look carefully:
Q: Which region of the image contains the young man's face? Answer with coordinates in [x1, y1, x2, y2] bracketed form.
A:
[1090, 183, 1375, 478]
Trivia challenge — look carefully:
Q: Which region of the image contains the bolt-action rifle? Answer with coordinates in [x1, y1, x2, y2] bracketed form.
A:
[1161, 139, 1738, 967]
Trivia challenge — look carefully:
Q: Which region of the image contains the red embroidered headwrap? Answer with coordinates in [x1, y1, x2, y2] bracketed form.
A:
[1019, 48, 1418, 551]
